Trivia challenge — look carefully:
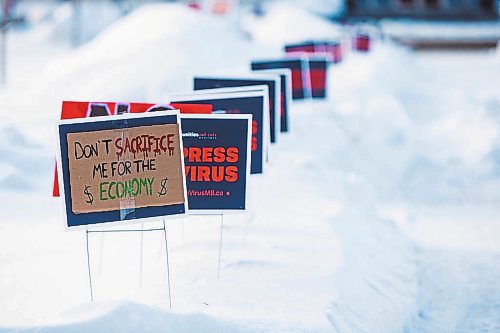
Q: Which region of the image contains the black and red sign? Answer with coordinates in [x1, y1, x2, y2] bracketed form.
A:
[181, 114, 252, 213]
[251, 58, 310, 100]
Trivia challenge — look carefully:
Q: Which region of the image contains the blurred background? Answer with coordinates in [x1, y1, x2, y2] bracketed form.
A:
[1, 0, 499, 85]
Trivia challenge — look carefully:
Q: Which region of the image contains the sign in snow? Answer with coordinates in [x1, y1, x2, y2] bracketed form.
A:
[193, 76, 280, 144]
[252, 69, 292, 133]
[58, 111, 187, 228]
[251, 58, 311, 100]
[284, 40, 343, 64]
[181, 114, 251, 213]
[353, 33, 371, 52]
[170, 87, 269, 174]
[308, 57, 328, 99]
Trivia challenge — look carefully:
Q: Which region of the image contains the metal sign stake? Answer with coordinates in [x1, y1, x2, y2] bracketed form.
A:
[86, 229, 94, 302]
[218, 214, 224, 279]
[139, 223, 144, 287]
[162, 220, 172, 309]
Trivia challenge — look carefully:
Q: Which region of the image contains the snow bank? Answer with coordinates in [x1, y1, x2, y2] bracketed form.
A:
[380, 203, 500, 252]
[15, 1, 125, 46]
[245, 2, 344, 46]
[322, 40, 500, 331]
[0, 302, 268, 333]
[0, 126, 49, 191]
[31, 2, 124, 45]
[278, 99, 419, 333]
[0, 3, 259, 192]
[329, 44, 500, 204]
[19, 3, 256, 116]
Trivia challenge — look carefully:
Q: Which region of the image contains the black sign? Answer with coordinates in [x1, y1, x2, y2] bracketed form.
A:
[170, 88, 268, 174]
[194, 76, 280, 144]
[181, 114, 251, 213]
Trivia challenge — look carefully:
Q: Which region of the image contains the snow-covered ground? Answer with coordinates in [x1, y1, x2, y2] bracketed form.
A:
[0, 2, 499, 332]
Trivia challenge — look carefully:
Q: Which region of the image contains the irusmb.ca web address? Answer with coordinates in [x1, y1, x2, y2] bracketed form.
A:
[188, 189, 230, 197]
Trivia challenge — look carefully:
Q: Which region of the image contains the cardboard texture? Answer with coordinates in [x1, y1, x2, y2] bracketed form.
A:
[67, 124, 185, 214]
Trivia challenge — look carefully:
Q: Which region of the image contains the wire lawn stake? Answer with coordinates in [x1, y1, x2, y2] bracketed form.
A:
[218, 214, 224, 279]
[85, 229, 94, 302]
[178, 114, 252, 279]
[139, 223, 144, 287]
[162, 220, 172, 309]
[85, 223, 173, 309]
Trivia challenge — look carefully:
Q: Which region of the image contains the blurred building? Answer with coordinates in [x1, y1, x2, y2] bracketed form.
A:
[346, 0, 499, 19]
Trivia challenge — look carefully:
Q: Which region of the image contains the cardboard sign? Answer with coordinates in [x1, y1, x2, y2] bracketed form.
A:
[181, 114, 251, 213]
[169, 86, 269, 175]
[58, 111, 188, 228]
[54, 101, 211, 197]
[252, 68, 292, 133]
[251, 58, 311, 100]
[193, 76, 280, 144]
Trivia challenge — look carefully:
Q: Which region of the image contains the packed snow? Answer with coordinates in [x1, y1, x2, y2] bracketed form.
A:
[0, 2, 499, 333]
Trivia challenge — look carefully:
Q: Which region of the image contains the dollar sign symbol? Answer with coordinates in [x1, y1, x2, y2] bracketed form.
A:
[84, 185, 94, 205]
[158, 177, 168, 197]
